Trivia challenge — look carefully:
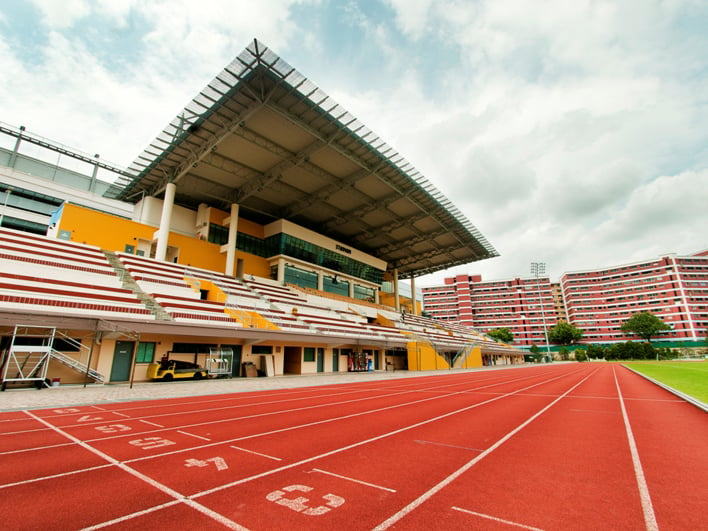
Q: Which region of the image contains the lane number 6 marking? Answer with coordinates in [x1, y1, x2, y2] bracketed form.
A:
[266, 484, 345, 516]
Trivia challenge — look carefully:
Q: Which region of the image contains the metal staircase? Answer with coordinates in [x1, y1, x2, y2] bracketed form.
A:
[1, 325, 105, 390]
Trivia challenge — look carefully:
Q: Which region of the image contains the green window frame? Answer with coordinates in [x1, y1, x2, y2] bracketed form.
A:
[303, 347, 315, 362]
[135, 342, 156, 364]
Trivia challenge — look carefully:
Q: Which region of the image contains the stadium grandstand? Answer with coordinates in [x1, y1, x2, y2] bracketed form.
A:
[0, 39, 523, 390]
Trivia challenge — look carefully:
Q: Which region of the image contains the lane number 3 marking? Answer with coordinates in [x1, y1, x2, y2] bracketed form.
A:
[266, 484, 344, 516]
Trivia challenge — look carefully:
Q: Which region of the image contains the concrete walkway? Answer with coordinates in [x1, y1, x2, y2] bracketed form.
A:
[0, 369, 472, 412]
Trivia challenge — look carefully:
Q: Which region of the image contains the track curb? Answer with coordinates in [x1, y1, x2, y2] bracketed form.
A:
[621, 364, 708, 413]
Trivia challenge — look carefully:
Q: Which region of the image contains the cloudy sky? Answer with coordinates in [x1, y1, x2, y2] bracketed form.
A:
[1, 0, 706, 285]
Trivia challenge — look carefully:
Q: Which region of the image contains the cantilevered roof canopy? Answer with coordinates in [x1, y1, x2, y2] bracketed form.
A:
[110, 39, 498, 279]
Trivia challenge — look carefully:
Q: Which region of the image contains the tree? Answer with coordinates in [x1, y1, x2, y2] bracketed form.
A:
[620, 312, 670, 342]
[586, 344, 604, 360]
[548, 321, 583, 345]
[487, 327, 514, 343]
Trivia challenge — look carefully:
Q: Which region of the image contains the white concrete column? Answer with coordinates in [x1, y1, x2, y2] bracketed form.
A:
[317, 272, 324, 291]
[410, 275, 416, 316]
[278, 259, 286, 284]
[349, 281, 354, 298]
[154, 182, 176, 262]
[393, 268, 400, 312]
[224, 203, 239, 276]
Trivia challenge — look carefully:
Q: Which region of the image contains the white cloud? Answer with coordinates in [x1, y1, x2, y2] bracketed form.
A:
[29, 0, 91, 28]
[2, 0, 706, 288]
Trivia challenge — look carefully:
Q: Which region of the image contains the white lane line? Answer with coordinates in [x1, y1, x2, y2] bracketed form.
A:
[451, 506, 545, 530]
[177, 430, 211, 441]
[0, 463, 114, 490]
[415, 440, 484, 452]
[310, 468, 396, 493]
[113, 412, 131, 418]
[190, 367, 585, 500]
[0, 442, 75, 456]
[4, 371, 535, 438]
[126, 369, 580, 466]
[4, 369, 581, 493]
[229, 445, 281, 461]
[24, 411, 249, 531]
[140, 420, 164, 428]
[612, 366, 659, 531]
[82, 500, 182, 530]
[372, 368, 598, 530]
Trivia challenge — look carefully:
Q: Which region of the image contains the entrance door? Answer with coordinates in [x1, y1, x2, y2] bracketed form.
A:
[227, 345, 243, 377]
[110, 341, 135, 382]
[316, 348, 324, 373]
[332, 349, 339, 372]
[283, 346, 302, 374]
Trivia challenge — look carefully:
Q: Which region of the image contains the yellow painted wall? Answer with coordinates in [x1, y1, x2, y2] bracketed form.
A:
[235, 217, 265, 238]
[58, 203, 155, 251]
[458, 346, 483, 368]
[58, 203, 272, 277]
[378, 293, 422, 315]
[406, 340, 450, 371]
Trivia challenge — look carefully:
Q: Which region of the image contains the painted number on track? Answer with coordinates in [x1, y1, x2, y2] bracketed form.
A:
[184, 457, 228, 471]
[53, 408, 80, 413]
[128, 437, 176, 450]
[95, 424, 132, 433]
[78, 415, 103, 422]
[266, 484, 345, 516]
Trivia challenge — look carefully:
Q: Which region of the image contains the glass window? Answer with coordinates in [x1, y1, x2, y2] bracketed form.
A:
[208, 223, 229, 245]
[284, 265, 318, 289]
[135, 342, 156, 363]
[354, 284, 375, 301]
[323, 275, 349, 296]
[303, 347, 315, 362]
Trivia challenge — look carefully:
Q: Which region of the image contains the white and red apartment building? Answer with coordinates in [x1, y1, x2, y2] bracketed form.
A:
[422, 250, 708, 346]
[561, 250, 708, 344]
[422, 274, 558, 346]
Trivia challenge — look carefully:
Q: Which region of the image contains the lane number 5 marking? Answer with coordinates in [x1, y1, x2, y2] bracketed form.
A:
[266, 484, 344, 516]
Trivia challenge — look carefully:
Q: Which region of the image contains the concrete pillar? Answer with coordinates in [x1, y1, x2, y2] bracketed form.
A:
[154, 182, 176, 262]
[410, 275, 416, 316]
[393, 268, 400, 312]
[224, 203, 239, 276]
[278, 259, 285, 284]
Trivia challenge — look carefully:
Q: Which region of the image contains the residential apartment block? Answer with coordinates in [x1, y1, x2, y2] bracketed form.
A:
[422, 274, 558, 347]
[422, 250, 708, 346]
[561, 250, 708, 344]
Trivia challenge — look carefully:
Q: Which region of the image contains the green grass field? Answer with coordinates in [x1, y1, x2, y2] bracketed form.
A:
[624, 360, 708, 404]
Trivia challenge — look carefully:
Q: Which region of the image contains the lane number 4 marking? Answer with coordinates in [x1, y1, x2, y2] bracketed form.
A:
[184, 457, 228, 471]
[266, 484, 345, 516]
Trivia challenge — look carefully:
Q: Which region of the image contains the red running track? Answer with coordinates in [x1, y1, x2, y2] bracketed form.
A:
[0, 363, 705, 530]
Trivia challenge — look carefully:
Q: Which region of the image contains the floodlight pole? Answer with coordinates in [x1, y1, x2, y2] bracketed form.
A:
[531, 262, 552, 363]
